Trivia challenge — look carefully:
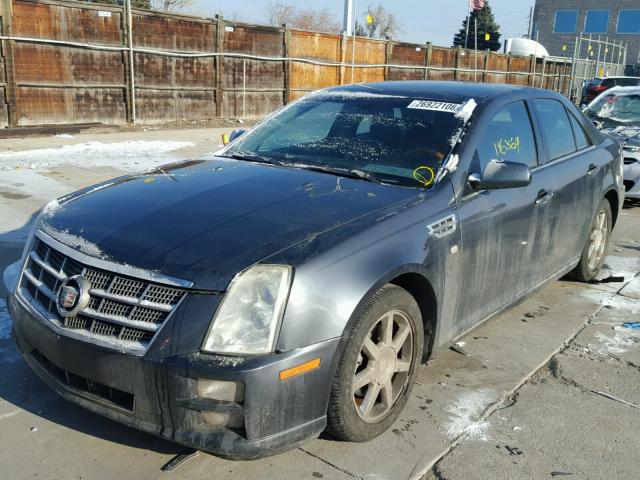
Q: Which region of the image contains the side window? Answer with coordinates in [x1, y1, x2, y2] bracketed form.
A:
[617, 78, 637, 87]
[531, 99, 577, 161]
[568, 112, 591, 150]
[471, 101, 538, 174]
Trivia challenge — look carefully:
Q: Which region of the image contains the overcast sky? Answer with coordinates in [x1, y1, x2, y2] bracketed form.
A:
[187, 0, 535, 47]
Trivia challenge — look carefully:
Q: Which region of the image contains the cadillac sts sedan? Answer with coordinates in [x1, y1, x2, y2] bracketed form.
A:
[4, 82, 623, 459]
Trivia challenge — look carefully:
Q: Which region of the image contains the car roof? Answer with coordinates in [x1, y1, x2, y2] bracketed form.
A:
[321, 81, 550, 105]
[606, 86, 640, 94]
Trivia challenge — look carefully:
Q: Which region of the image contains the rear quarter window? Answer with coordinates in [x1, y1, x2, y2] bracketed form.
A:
[568, 112, 592, 150]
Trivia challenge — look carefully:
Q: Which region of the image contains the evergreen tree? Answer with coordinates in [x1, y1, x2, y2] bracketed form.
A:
[452, 1, 501, 51]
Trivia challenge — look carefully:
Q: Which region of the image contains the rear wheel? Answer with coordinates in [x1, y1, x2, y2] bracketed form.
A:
[327, 285, 423, 442]
[569, 198, 612, 282]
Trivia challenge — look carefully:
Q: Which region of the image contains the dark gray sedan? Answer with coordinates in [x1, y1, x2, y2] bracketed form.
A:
[4, 81, 623, 459]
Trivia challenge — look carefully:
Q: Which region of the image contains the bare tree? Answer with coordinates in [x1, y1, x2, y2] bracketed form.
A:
[356, 3, 401, 39]
[264, 2, 341, 33]
[152, 0, 192, 13]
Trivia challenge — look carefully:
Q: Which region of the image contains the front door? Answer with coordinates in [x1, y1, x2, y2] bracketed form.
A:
[455, 100, 555, 333]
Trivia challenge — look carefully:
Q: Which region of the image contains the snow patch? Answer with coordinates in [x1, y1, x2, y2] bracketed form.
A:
[319, 90, 407, 100]
[454, 98, 477, 123]
[579, 289, 640, 315]
[592, 329, 640, 356]
[445, 389, 494, 441]
[0, 298, 12, 340]
[599, 255, 640, 281]
[0, 140, 194, 173]
[41, 224, 105, 259]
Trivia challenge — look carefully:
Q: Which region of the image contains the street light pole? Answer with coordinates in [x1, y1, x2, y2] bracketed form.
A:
[343, 0, 354, 36]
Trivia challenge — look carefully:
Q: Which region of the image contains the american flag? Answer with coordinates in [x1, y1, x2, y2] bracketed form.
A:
[469, 0, 485, 10]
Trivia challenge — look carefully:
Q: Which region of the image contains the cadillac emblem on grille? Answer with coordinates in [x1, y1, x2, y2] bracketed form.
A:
[56, 275, 91, 318]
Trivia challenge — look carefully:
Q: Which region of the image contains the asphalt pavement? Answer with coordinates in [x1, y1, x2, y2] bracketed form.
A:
[0, 128, 639, 480]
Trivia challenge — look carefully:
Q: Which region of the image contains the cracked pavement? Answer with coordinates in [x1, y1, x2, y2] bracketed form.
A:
[0, 129, 639, 480]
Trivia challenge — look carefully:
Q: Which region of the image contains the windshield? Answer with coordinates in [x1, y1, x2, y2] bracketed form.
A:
[587, 90, 640, 126]
[223, 92, 469, 187]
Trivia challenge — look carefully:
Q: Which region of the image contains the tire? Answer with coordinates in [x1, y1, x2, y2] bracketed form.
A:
[327, 284, 424, 442]
[569, 198, 612, 282]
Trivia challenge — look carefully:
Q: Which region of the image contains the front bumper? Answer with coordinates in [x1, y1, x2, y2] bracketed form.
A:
[623, 151, 640, 199]
[8, 292, 341, 460]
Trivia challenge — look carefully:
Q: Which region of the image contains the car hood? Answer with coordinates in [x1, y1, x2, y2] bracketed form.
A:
[41, 157, 416, 291]
[602, 125, 640, 147]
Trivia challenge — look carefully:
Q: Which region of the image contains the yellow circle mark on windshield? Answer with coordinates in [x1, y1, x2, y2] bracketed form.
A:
[412, 166, 435, 187]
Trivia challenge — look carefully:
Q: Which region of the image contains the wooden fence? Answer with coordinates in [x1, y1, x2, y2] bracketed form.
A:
[0, 0, 575, 128]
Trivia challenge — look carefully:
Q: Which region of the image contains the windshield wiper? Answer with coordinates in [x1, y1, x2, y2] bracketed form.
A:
[294, 164, 381, 184]
[222, 153, 284, 166]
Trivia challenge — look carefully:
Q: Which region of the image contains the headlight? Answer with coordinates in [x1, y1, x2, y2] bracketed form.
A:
[202, 265, 292, 355]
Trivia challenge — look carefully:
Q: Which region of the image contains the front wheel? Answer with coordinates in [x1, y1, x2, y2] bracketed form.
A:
[569, 198, 612, 282]
[327, 285, 423, 442]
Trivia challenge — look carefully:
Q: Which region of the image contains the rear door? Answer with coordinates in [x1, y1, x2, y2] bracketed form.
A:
[455, 100, 555, 331]
[530, 98, 599, 267]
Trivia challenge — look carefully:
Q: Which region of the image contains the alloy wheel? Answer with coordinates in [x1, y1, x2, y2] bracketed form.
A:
[587, 210, 608, 271]
[352, 310, 414, 423]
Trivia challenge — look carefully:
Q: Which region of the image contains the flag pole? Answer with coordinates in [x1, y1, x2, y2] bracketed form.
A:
[474, 16, 478, 82]
[464, 6, 470, 49]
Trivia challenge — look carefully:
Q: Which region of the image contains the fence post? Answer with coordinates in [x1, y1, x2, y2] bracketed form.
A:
[506, 55, 512, 85]
[528, 54, 535, 86]
[283, 24, 291, 104]
[454, 47, 462, 80]
[1, 0, 18, 127]
[339, 32, 347, 85]
[123, 0, 136, 124]
[384, 40, 393, 81]
[482, 49, 490, 83]
[215, 15, 224, 117]
[424, 42, 432, 80]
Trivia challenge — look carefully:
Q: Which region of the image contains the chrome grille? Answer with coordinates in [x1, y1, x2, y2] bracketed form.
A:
[18, 234, 189, 353]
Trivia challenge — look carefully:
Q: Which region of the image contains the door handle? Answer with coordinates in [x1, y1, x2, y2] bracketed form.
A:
[587, 164, 599, 175]
[535, 190, 553, 206]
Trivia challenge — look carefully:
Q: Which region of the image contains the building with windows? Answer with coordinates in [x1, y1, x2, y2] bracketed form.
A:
[532, 0, 640, 73]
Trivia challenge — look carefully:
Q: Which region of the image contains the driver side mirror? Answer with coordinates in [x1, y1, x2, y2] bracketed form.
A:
[229, 128, 246, 143]
[468, 160, 531, 190]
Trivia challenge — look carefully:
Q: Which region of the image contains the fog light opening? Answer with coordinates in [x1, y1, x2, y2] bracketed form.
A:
[201, 411, 244, 429]
[197, 379, 244, 403]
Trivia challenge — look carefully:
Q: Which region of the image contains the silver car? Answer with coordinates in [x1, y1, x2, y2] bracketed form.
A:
[584, 86, 640, 199]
